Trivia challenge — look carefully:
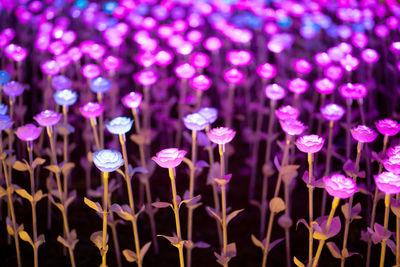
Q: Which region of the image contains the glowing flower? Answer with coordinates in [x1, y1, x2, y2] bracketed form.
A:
[90, 77, 112, 94]
[207, 127, 236, 145]
[226, 50, 253, 66]
[295, 134, 325, 154]
[383, 156, 400, 174]
[134, 69, 158, 86]
[3, 81, 24, 97]
[102, 55, 121, 71]
[275, 105, 300, 121]
[152, 148, 186, 169]
[280, 119, 307, 136]
[0, 104, 7, 115]
[34, 110, 61, 127]
[314, 78, 335, 95]
[15, 123, 41, 142]
[374, 172, 400, 195]
[256, 63, 277, 80]
[190, 75, 211, 91]
[375, 119, 400, 136]
[314, 52, 331, 68]
[54, 89, 78, 106]
[81, 64, 101, 80]
[174, 63, 196, 79]
[339, 83, 367, 100]
[191, 52, 210, 69]
[324, 174, 358, 199]
[293, 59, 312, 75]
[0, 115, 12, 130]
[93, 149, 124, 173]
[80, 102, 104, 119]
[198, 107, 218, 125]
[340, 54, 360, 72]
[264, 83, 286, 100]
[387, 146, 400, 158]
[361, 48, 379, 64]
[351, 125, 378, 143]
[223, 68, 244, 85]
[52, 75, 71, 91]
[106, 117, 133, 135]
[122, 92, 143, 109]
[41, 60, 60, 76]
[324, 65, 343, 81]
[183, 113, 208, 131]
[320, 103, 345, 121]
[0, 71, 10, 85]
[288, 78, 309, 95]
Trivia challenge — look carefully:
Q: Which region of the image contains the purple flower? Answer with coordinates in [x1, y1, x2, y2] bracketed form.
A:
[223, 68, 244, 85]
[324, 174, 358, 199]
[375, 119, 400, 136]
[183, 112, 208, 131]
[275, 105, 300, 121]
[207, 127, 236, 145]
[106, 117, 133, 135]
[256, 63, 277, 80]
[279, 119, 307, 136]
[198, 107, 218, 125]
[122, 92, 143, 109]
[264, 83, 286, 101]
[90, 77, 112, 94]
[15, 123, 41, 142]
[0, 115, 12, 130]
[52, 75, 71, 91]
[314, 78, 335, 95]
[339, 83, 367, 100]
[351, 125, 378, 143]
[3, 81, 24, 97]
[152, 148, 186, 169]
[295, 134, 325, 154]
[383, 156, 400, 174]
[374, 172, 400, 195]
[287, 78, 309, 95]
[320, 103, 345, 122]
[34, 110, 62, 127]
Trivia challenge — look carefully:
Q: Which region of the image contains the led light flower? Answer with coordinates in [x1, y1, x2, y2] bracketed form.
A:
[0, 115, 12, 130]
[191, 52, 210, 69]
[52, 75, 71, 91]
[324, 65, 343, 81]
[174, 63, 196, 79]
[198, 107, 218, 124]
[15, 123, 41, 141]
[361, 48, 379, 64]
[90, 77, 112, 94]
[81, 64, 101, 80]
[293, 59, 312, 75]
[80, 102, 104, 119]
[152, 148, 186, 169]
[93, 149, 124, 173]
[383, 156, 400, 174]
[264, 83, 286, 100]
[106, 117, 133, 135]
[190, 75, 211, 91]
[275, 105, 300, 121]
[226, 50, 253, 66]
[134, 69, 158, 86]
[295, 134, 325, 154]
[183, 113, 208, 131]
[351, 125, 378, 143]
[314, 78, 335, 95]
[3, 81, 24, 97]
[288, 78, 309, 94]
[324, 174, 358, 199]
[375, 119, 400, 136]
[102, 55, 121, 71]
[207, 127, 236, 145]
[34, 110, 61, 127]
[314, 52, 331, 68]
[0, 71, 10, 85]
[256, 63, 277, 80]
[320, 103, 345, 121]
[339, 83, 367, 100]
[122, 92, 143, 109]
[41, 60, 60, 76]
[54, 89, 78, 106]
[223, 68, 244, 84]
[0, 104, 7, 115]
[374, 172, 400, 195]
[340, 54, 360, 72]
[280, 119, 307, 136]
[387, 146, 400, 158]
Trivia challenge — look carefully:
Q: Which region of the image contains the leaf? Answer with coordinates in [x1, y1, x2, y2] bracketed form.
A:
[34, 190, 46, 203]
[45, 165, 60, 174]
[35, 234, 45, 248]
[269, 238, 284, 252]
[15, 188, 33, 202]
[0, 186, 6, 198]
[140, 241, 152, 260]
[391, 201, 400, 217]
[57, 235, 69, 248]
[269, 197, 286, 213]
[327, 242, 342, 259]
[132, 166, 148, 174]
[32, 157, 46, 169]
[13, 161, 29, 172]
[226, 242, 237, 258]
[61, 162, 75, 177]
[110, 204, 134, 221]
[227, 209, 244, 225]
[84, 197, 102, 212]
[157, 234, 179, 245]
[293, 256, 305, 267]
[151, 202, 172, 209]
[251, 234, 264, 250]
[194, 241, 210, 248]
[197, 131, 210, 147]
[296, 218, 310, 231]
[341, 203, 350, 219]
[206, 206, 221, 223]
[90, 231, 106, 250]
[123, 249, 137, 262]
[19, 231, 33, 247]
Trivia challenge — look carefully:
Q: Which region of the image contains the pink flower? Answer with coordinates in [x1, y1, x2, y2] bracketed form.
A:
[41, 60, 60, 76]
[256, 63, 277, 80]
[293, 59, 312, 75]
[375, 119, 400, 136]
[361, 48, 379, 64]
[387, 145, 400, 158]
[275, 105, 300, 121]
[295, 134, 325, 154]
[174, 63, 196, 79]
[207, 127, 236, 145]
[122, 92, 143, 109]
[226, 50, 253, 66]
[324, 65, 343, 81]
[320, 103, 345, 121]
[351, 125, 378, 143]
[264, 83, 286, 100]
[314, 52, 331, 68]
[383, 156, 400, 174]
[324, 174, 358, 199]
[314, 78, 335, 95]
[190, 75, 211, 91]
[152, 148, 186, 169]
[223, 68, 244, 85]
[102, 55, 121, 71]
[374, 172, 400, 195]
[81, 64, 101, 80]
[280, 119, 307, 136]
[34, 110, 62, 127]
[287, 78, 309, 95]
[340, 54, 360, 72]
[15, 123, 42, 142]
[80, 102, 104, 119]
[191, 52, 210, 69]
[339, 83, 367, 100]
[134, 70, 158, 86]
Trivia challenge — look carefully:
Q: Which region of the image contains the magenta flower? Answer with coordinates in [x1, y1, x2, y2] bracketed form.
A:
[314, 52, 331, 68]
[102, 55, 121, 72]
[295, 134, 325, 154]
[264, 83, 286, 101]
[287, 78, 309, 95]
[190, 75, 211, 91]
[152, 148, 186, 169]
[80, 102, 104, 119]
[320, 103, 345, 122]
[207, 127, 236, 145]
[339, 83, 367, 100]
[191, 52, 210, 69]
[324, 174, 358, 199]
[15, 123, 42, 142]
[383, 156, 400, 174]
[293, 59, 312, 75]
[81, 64, 101, 80]
[340, 54, 360, 72]
[280, 119, 307, 136]
[134, 70, 158, 87]
[374, 172, 400, 195]
[41, 60, 60, 76]
[223, 68, 244, 85]
[174, 63, 196, 79]
[387, 145, 400, 158]
[314, 78, 335, 95]
[122, 92, 143, 109]
[375, 119, 400, 136]
[34, 110, 62, 127]
[256, 63, 277, 80]
[275, 105, 300, 121]
[351, 125, 378, 143]
[226, 50, 253, 66]
[324, 65, 343, 81]
[361, 48, 379, 64]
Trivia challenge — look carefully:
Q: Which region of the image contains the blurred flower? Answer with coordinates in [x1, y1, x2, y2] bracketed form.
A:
[361, 48, 379, 64]
[0, 71, 10, 85]
[256, 63, 277, 80]
[54, 89, 78, 106]
[295, 134, 325, 154]
[134, 69, 158, 86]
[351, 125, 377, 143]
[190, 75, 211, 91]
[275, 105, 300, 121]
[207, 127, 236, 145]
[320, 103, 345, 121]
[387, 145, 400, 158]
[93, 149, 124, 172]
[81, 64, 101, 80]
[314, 52, 331, 68]
[191, 52, 210, 69]
[287, 78, 309, 95]
[226, 50, 253, 66]
[90, 77, 112, 94]
[293, 59, 312, 75]
[223, 68, 244, 85]
[15, 123, 41, 142]
[41, 60, 60, 76]
[106, 117, 133, 135]
[152, 148, 186, 169]
[3, 81, 24, 97]
[52, 75, 71, 91]
[264, 83, 286, 100]
[340, 54, 359, 72]
[339, 83, 367, 100]
[0, 115, 12, 130]
[174, 63, 195, 79]
[34, 110, 61, 127]
[0, 104, 7, 115]
[80, 102, 104, 119]
[324, 174, 358, 199]
[374, 172, 400, 195]
[375, 119, 400, 136]
[314, 78, 335, 95]
[383, 156, 400, 174]
[280, 119, 307, 136]
[183, 113, 208, 131]
[198, 107, 218, 125]
[122, 92, 143, 109]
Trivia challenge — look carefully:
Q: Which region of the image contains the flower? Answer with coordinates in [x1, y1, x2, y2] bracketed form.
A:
[80, 102, 104, 119]
[152, 148, 186, 168]
[339, 83, 367, 100]
[295, 134, 325, 154]
[3, 81, 24, 97]
[106, 117, 133, 135]
[314, 78, 335, 95]
[34, 110, 61, 127]
[361, 48, 379, 64]
[0, 71, 10, 85]
[320, 103, 345, 121]
[324, 174, 358, 199]
[41, 60, 60, 76]
[280, 119, 307, 136]
[375, 119, 400, 136]
[190, 75, 211, 91]
[374, 172, 400, 195]
[90, 77, 112, 94]
[183, 113, 208, 131]
[0, 115, 12, 130]
[351, 125, 378, 143]
[51, 75, 72, 91]
[198, 107, 218, 124]
[134, 69, 158, 86]
[0, 104, 7, 115]
[15, 123, 41, 141]
[287, 78, 309, 95]
[293, 59, 312, 75]
[275, 105, 300, 121]
[81, 64, 101, 80]
[54, 89, 78, 106]
[340, 54, 359, 72]
[122, 92, 143, 109]
[383, 156, 400, 174]
[174, 63, 196, 79]
[256, 63, 277, 80]
[93, 149, 124, 172]
[207, 127, 236, 145]
[226, 50, 253, 66]
[264, 83, 286, 100]
[223, 68, 244, 85]
[387, 145, 400, 158]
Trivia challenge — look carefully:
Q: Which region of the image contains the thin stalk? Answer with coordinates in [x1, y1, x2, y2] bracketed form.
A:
[195, 91, 202, 110]
[308, 153, 314, 266]
[284, 181, 291, 267]
[358, 99, 366, 125]
[28, 141, 39, 267]
[62, 105, 69, 196]
[345, 99, 352, 159]
[226, 84, 235, 128]
[321, 121, 334, 216]
[221, 182, 228, 267]
[175, 80, 187, 147]
[90, 118, 101, 151]
[379, 194, 391, 267]
[219, 145, 225, 177]
[101, 172, 109, 267]
[396, 194, 400, 265]
[97, 93, 104, 149]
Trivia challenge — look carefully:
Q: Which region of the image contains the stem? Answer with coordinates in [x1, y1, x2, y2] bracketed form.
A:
[221, 182, 228, 267]
[308, 153, 314, 266]
[379, 194, 391, 267]
[396, 194, 400, 265]
[97, 93, 104, 149]
[219, 144, 225, 177]
[195, 90, 202, 110]
[284, 181, 291, 267]
[208, 145, 222, 247]
[226, 84, 235, 128]
[101, 172, 109, 267]
[90, 118, 101, 151]
[345, 99, 352, 159]
[63, 106, 69, 196]
[175, 80, 187, 147]
[321, 121, 334, 216]
[28, 141, 38, 267]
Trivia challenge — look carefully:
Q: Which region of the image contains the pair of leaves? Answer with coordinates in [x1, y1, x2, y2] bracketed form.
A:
[6, 217, 23, 236]
[19, 231, 45, 249]
[84, 197, 103, 213]
[341, 203, 362, 221]
[13, 157, 46, 172]
[326, 241, 360, 260]
[312, 216, 341, 240]
[205, 206, 243, 226]
[367, 223, 393, 244]
[251, 235, 284, 253]
[110, 203, 134, 221]
[158, 234, 185, 248]
[15, 189, 46, 204]
[214, 243, 236, 266]
[122, 242, 152, 263]
[90, 230, 108, 255]
[45, 162, 75, 177]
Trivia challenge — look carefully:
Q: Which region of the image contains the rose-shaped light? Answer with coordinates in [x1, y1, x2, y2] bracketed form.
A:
[387, 146, 400, 158]
[80, 102, 104, 119]
[81, 64, 101, 80]
[102, 55, 121, 72]
[54, 89, 78, 106]
[191, 52, 210, 69]
[374, 172, 400, 195]
[90, 77, 112, 94]
[256, 63, 277, 80]
[226, 50, 253, 66]
[375, 119, 400, 137]
[314, 52, 331, 68]
[293, 59, 312, 75]
[287, 78, 309, 95]
[190, 75, 211, 91]
[320, 103, 345, 122]
[0, 115, 13, 130]
[15, 123, 41, 142]
[264, 83, 286, 101]
[93, 149, 124, 172]
[275, 105, 300, 121]
[198, 107, 218, 125]
[295, 134, 325, 154]
[3, 81, 24, 97]
[280, 119, 307, 136]
[134, 69, 158, 86]
[51, 75, 71, 91]
[152, 148, 187, 169]
[314, 78, 335, 95]
[183, 113, 208, 131]
[34, 110, 61, 127]
[106, 117, 133, 135]
[223, 68, 244, 85]
[324, 174, 358, 199]
[207, 127, 236, 145]
[361, 48, 379, 64]
[351, 125, 378, 143]
[324, 65, 343, 81]
[339, 83, 367, 100]
[383, 156, 400, 174]
[174, 63, 196, 79]
[122, 92, 143, 109]
[41, 60, 60, 76]
[340, 54, 360, 72]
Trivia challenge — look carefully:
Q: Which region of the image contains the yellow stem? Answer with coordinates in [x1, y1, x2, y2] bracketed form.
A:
[221, 183, 228, 267]
[379, 194, 391, 267]
[308, 153, 314, 265]
[90, 118, 101, 151]
[102, 172, 109, 267]
[219, 144, 224, 177]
